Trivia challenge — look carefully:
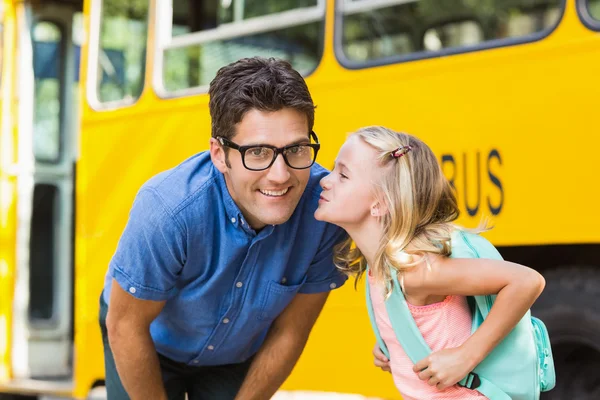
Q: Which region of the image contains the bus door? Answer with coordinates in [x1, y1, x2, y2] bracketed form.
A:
[10, 1, 79, 380]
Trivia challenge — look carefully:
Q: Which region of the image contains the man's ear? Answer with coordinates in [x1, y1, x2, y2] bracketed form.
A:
[210, 138, 228, 173]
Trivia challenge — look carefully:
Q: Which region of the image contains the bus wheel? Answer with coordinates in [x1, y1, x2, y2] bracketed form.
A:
[533, 267, 600, 400]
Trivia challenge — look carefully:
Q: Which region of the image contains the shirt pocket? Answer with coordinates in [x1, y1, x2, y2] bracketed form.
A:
[257, 276, 307, 321]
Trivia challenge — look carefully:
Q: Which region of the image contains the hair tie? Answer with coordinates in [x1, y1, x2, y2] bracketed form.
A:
[391, 145, 412, 159]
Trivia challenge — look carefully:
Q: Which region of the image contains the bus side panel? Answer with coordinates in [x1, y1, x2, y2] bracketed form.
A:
[0, 2, 19, 385]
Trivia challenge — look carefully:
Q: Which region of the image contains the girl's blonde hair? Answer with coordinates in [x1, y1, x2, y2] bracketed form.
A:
[334, 126, 469, 294]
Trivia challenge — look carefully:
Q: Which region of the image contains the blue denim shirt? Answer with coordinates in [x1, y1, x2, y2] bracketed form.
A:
[102, 151, 348, 366]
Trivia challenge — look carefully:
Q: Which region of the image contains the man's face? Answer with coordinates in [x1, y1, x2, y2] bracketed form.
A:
[210, 108, 312, 230]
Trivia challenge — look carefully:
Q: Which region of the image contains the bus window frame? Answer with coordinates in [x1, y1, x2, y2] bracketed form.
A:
[32, 18, 66, 165]
[86, 0, 151, 111]
[576, 0, 600, 30]
[334, 0, 567, 70]
[152, 0, 326, 99]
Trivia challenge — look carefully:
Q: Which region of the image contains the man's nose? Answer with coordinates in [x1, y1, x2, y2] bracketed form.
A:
[266, 154, 291, 183]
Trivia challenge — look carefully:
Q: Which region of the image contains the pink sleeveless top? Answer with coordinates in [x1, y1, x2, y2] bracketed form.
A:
[368, 274, 487, 400]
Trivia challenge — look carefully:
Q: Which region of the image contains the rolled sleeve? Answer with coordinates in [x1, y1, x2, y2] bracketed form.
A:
[109, 188, 186, 301]
[299, 224, 349, 294]
[111, 264, 180, 301]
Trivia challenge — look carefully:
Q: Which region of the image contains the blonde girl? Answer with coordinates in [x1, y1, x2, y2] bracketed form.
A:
[314, 126, 545, 400]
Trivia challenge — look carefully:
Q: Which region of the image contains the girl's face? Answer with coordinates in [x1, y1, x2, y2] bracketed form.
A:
[315, 135, 379, 228]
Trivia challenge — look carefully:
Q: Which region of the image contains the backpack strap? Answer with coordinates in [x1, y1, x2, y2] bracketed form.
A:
[458, 374, 512, 400]
[453, 230, 511, 399]
[384, 269, 433, 364]
[365, 267, 391, 360]
[366, 265, 432, 363]
[452, 230, 504, 319]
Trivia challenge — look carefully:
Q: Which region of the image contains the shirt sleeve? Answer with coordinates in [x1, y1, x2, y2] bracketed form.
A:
[109, 188, 186, 301]
[299, 223, 349, 294]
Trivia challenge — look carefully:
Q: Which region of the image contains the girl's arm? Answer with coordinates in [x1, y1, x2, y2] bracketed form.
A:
[406, 256, 545, 389]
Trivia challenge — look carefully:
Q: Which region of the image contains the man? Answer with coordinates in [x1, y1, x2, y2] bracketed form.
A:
[99, 57, 348, 400]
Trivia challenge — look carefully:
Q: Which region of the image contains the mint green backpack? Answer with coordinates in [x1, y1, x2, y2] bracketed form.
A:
[366, 230, 556, 400]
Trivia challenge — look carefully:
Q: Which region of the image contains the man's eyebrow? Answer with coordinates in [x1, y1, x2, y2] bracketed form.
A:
[244, 136, 310, 147]
[286, 136, 312, 146]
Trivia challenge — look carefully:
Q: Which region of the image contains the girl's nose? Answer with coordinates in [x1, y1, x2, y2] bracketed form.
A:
[320, 173, 332, 189]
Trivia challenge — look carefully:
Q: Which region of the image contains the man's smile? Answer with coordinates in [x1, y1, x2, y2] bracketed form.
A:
[259, 187, 291, 197]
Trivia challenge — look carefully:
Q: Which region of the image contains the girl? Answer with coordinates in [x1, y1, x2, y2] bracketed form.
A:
[314, 126, 545, 400]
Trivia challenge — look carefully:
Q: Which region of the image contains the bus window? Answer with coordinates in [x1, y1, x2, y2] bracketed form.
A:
[337, 0, 564, 65]
[157, 0, 324, 94]
[423, 21, 484, 52]
[95, 0, 149, 103]
[33, 21, 62, 163]
[587, 0, 600, 20]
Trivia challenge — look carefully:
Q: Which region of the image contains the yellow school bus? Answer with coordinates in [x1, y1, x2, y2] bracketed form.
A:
[0, 0, 599, 399]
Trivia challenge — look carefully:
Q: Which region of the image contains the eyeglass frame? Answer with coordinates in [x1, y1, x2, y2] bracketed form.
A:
[216, 131, 321, 171]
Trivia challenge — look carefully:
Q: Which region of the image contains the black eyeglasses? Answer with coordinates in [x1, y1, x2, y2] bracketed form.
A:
[217, 131, 320, 171]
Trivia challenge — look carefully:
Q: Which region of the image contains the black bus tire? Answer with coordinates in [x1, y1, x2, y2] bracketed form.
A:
[532, 266, 600, 400]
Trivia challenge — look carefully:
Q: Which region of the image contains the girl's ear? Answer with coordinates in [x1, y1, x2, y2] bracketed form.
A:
[370, 200, 389, 217]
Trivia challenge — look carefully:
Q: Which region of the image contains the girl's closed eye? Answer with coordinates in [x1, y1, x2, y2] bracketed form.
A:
[340, 172, 349, 180]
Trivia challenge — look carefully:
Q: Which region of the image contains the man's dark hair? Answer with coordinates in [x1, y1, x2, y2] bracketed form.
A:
[209, 57, 315, 140]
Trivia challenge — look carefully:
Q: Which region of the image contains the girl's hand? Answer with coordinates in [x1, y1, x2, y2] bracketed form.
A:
[372, 344, 391, 372]
[413, 346, 477, 390]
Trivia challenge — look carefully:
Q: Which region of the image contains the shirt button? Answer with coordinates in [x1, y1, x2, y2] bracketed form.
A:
[281, 277, 287, 284]
[231, 217, 236, 223]
[330, 283, 337, 289]
[222, 318, 230, 324]
[236, 282, 243, 288]
[207, 345, 214, 351]
[129, 287, 136, 294]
